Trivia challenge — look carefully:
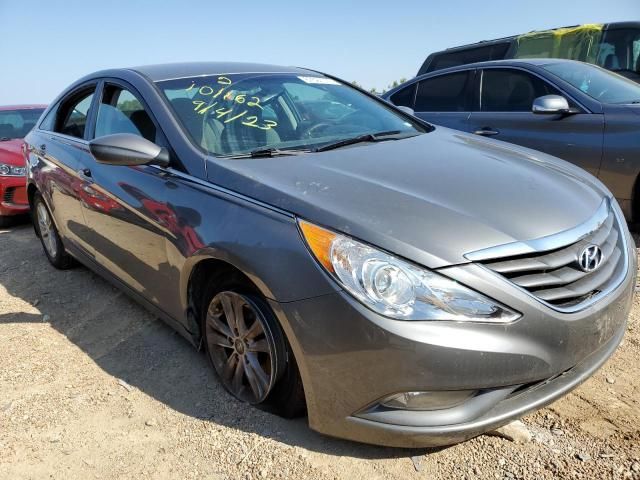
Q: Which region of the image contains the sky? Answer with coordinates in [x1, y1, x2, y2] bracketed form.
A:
[0, 0, 638, 105]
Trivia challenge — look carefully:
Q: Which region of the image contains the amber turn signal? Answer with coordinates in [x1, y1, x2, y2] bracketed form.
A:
[298, 220, 337, 273]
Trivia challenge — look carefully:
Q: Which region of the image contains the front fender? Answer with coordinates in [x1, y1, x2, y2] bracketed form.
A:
[168, 178, 339, 318]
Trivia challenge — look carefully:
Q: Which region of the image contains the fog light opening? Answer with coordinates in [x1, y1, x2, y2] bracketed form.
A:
[380, 390, 477, 411]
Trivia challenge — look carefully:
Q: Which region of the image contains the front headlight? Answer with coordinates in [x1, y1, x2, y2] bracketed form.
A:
[299, 220, 519, 322]
[0, 164, 26, 176]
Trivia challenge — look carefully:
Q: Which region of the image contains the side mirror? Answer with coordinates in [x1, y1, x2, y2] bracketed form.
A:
[532, 95, 576, 115]
[89, 133, 170, 167]
[396, 105, 415, 116]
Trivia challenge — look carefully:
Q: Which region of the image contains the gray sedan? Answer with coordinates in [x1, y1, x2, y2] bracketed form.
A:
[25, 62, 635, 448]
[383, 59, 640, 221]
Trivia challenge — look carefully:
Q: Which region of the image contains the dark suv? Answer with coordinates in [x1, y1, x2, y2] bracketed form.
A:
[419, 22, 640, 83]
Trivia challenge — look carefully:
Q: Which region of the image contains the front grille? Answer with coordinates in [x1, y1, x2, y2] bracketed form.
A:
[481, 206, 626, 309]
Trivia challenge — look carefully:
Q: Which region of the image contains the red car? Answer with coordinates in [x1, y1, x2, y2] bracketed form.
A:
[0, 105, 46, 226]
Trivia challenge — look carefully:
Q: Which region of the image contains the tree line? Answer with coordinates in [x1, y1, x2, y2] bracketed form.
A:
[351, 78, 407, 95]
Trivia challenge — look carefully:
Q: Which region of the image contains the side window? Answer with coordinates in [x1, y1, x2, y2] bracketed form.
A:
[39, 106, 58, 131]
[389, 84, 416, 108]
[94, 85, 156, 142]
[598, 29, 640, 72]
[480, 69, 561, 112]
[55, 90, 95, 139]
[430, 44, 509, 72]
[414, 71, 471, 112]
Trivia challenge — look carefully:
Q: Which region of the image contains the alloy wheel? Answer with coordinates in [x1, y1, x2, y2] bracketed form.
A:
[205, 291, 278, 404]
[37, 202, 58, 258]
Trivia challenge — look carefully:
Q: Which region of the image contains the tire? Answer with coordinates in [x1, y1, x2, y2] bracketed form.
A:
[202, 282, 306, 418]
[33, 193, 75, 269]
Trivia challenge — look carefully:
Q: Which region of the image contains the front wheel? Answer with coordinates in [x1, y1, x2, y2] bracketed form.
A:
[203, 289, 305, 417]
[33, 193, 75, 269]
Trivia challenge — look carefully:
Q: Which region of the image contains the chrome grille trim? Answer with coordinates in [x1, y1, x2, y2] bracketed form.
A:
[471, 199, 629, 312]
[465, 198, 610, 262]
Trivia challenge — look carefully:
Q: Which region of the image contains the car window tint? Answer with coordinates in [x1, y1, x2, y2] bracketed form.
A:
[39, 106, 57, 131]
[430, 43, 510, 72]
[598, 28, 640, 72]
[0, 109, 45, 139]
[95, 85, 156, 142]
[481, 69, 560, 112]
[56, 90, 95, 139]
[414, 72, 470, 112]
[389, 84, 416, 108]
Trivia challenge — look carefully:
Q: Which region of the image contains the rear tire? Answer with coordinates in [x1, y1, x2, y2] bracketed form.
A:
[33, 193, 75, 269]
[202, 281, 305, 418]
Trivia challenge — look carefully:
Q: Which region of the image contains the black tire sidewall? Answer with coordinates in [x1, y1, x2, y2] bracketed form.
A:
[201, 281, 305, 417]
[33, 194, 73, 269]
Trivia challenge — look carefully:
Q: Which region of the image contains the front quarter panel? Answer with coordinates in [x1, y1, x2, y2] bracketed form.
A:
[164, 170, 339, 318]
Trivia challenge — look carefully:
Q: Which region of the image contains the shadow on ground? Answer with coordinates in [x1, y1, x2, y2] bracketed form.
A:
[0, 222, 437, 461]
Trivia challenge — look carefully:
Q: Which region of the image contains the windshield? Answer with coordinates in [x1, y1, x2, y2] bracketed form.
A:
[158, 73, 425, 156]
[0, 109, 45, 140]
[542, 62, 640, 104]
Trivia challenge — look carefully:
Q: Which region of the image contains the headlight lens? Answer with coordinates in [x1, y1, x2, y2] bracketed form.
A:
[0, 163, 26, 176]
[299, 220, 519, 322]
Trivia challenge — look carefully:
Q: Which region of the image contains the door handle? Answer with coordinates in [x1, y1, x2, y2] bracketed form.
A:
[473, 128, 500, 136]
[38, 144, 46, 155]
[78, 168, 93, 181]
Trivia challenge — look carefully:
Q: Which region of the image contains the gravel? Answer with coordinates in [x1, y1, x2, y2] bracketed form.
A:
[1, 222, 639, 479]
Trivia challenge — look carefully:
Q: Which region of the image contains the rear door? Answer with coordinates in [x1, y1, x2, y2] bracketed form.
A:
[467, 67, 605, 176]
[29, 84, 99, 254]
[411, 70, 475, 131]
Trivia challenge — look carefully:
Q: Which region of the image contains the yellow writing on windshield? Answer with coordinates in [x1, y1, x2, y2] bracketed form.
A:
[186, 76, 275, 130]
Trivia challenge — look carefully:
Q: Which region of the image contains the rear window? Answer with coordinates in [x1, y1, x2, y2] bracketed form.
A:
[0, 109, 45, 140]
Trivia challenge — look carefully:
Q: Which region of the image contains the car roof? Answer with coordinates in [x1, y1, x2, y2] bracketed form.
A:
[127, 62, 315, 82]
[409, 58, 589, 79]
[435, 58, 578, 72]
[382, 58, 590, 98]
[0, 104, 47, 111]
[437, 21, 640, 54]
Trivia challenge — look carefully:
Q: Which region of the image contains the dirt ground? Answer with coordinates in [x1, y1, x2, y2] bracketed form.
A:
[0, 220, 638, 480]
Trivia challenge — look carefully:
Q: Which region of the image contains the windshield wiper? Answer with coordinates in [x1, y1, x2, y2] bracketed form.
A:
[315, 130, 405, 152]
[0, 137, 10, 142]
[223, 147, 311, 159]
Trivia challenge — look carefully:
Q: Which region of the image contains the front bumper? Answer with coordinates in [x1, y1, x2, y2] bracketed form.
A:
[0, 176, 29, 216]
[269, 234, 635, 448]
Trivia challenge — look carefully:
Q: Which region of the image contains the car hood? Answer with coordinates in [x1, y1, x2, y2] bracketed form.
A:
[0, 139, 25, 166]
[206, 129, 605, 268]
